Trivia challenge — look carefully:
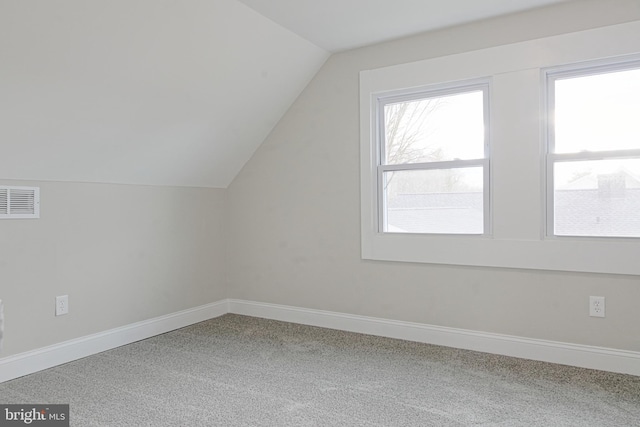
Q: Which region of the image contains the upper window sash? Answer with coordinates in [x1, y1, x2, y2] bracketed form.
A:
[376, 81, 490, 167]
[545, 59, 640, 155]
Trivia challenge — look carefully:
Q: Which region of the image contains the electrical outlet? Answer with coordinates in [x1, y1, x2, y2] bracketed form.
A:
[55, 295, 69, 316]
[589, 296, 605, 318]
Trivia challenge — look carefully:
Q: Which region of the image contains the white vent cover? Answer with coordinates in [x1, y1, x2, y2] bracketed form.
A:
[0, 186, 40, 219]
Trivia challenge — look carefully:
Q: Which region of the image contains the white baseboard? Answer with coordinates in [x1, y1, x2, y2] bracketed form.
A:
[0, 300, 228, 383]
[2, 298, 638, 383]
[228, 299, 640, 377]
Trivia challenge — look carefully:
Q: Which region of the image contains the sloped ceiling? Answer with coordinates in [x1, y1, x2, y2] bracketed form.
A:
[0, 0, 328, 188]
[236, 0, 568, 52]
[1, 0, 567, 188]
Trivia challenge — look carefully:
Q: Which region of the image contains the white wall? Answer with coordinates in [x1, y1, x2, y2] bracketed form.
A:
[0, 0, 328, 188]
[226, 0, 640, 352]
[0, 180, 227, 357]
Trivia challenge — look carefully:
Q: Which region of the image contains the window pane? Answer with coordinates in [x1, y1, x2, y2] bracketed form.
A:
[554, 67, 640, 153]
[383, 167, 483, 234]
[383, 90, 485, 164]
[554, 159, 640, 237]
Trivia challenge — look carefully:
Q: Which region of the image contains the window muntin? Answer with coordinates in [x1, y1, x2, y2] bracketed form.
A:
[547, 62, 640, 238]
[377, 83, 489, 235]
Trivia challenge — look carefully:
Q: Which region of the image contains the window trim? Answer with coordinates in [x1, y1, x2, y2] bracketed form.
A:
[360, 19, 640, 274]
[373, 79, 492, 236]
[544, 58, 640, 239]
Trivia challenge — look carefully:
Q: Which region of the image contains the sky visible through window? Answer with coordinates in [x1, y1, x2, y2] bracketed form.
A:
[554, 68, 640, 188]
[384, 90, 484, 165]
[555, 68, 640, 153]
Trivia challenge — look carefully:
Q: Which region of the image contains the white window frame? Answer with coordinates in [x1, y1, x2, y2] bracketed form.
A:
[544, 58, 640, 239]
[360, 19, 640, 275]
[375, 80, 491, 235]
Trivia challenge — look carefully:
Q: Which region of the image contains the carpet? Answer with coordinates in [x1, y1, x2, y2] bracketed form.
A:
[1, 314, 638, 426]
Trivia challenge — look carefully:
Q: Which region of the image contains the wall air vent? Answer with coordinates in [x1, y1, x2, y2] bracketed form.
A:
[0, 186, 40, 219]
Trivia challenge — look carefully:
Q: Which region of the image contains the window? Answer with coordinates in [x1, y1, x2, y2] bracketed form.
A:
[546, 62, 640, 238]
[376, 82, 490, 234]
[360, 19, 640, 274]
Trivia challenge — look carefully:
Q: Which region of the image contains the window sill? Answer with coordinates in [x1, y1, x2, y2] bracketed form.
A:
[362, 232, 640, 275]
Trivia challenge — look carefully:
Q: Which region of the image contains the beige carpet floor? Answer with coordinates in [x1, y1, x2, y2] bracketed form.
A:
[1, 314, 639, 426]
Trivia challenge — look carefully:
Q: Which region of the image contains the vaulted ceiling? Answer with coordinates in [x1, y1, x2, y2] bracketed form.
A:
[237, 0, 568, 52]
[1, 0, 566, 188]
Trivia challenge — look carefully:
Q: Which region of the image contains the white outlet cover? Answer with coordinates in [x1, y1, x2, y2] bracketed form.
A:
[589, 296, 605, 318]
[56, 295, 69, 316]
